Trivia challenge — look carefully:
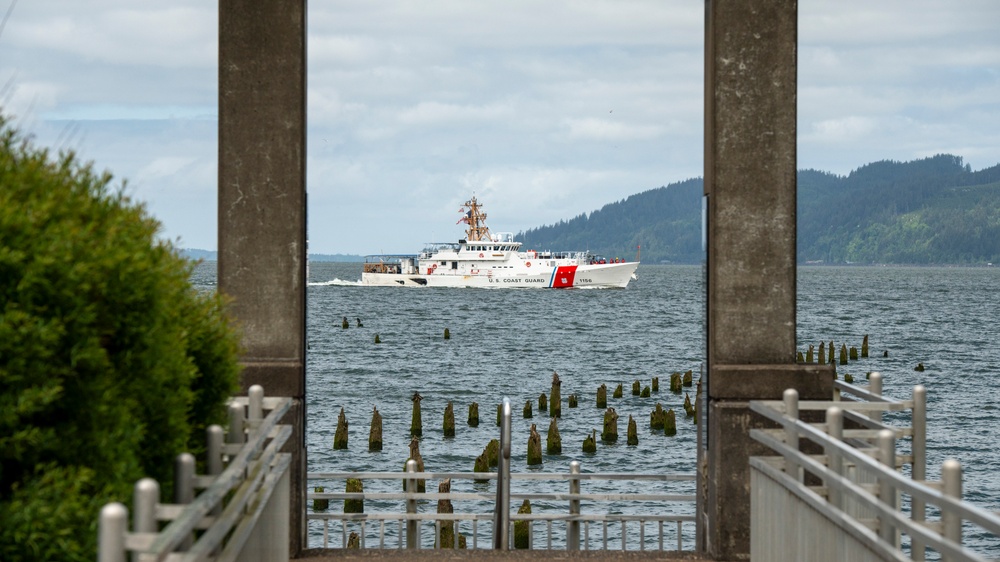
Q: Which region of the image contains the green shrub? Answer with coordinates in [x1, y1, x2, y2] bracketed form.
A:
[0, 116, 241, 560]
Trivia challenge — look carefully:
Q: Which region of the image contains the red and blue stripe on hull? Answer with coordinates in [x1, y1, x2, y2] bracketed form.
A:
[548, 265, 578, 288]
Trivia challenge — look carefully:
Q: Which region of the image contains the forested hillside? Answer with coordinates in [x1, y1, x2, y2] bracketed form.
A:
[518, 154, 1000, 265]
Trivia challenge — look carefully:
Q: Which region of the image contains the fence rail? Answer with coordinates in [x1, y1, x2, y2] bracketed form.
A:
[750, 373, 1000, 562]
[98, 385, 292, 562]
[306, 467, 696, 551]
[307, 397, 696, 551]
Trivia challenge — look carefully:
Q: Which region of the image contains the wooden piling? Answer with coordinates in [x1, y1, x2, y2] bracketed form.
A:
[664, 409, 677, 436]
[436, 479, 467, 549]
[468, 402, 479, 427]
[342, 316, 349, 329]
[849, 346, 858, 361]
[641, 385, 651, 398]
[806, 344, 814, 363]
[523, 398, 533, 419]
[546, 418, 562, 454]
[473, 450, 490, 483]
[344, 478, 364, 513]
[582, 430, 597, 453]
[828, 340, 834, 364]
[347, 532, 360, 549]
[313, 486, 329, 511]
[684, 393, 695, 417]
[597, 384, 607, 408]
[374, 333, 381, 344]
[819, 341, 826, 364]
[632, 379, 641, 396]
[403, 437, 425, 493]
[514, 500, 532, 549]
[862, 334, 869, 358]
[683, 370, 693, 387]
[568, 394, 578, 408]
[613, 383, 623, 399]
[485, 439, 500, 467]
[601, 407, 619, 443]
[627, 415, 638, 446]
[550, 371, 561, 418]
[652, 376, 659, 392]
[840, 344, 848, 365]
[670, 373, 682, 393]
[538, 392, 548, 413]
[334, 407, 349, 449]
[443, 401, 455, 437]
[444, 327, 450, 340]
[368, 406, 382, 452]
[410, 392, 423, 437]
[527, 424, 542, 466]
[650, 403, 666, 430]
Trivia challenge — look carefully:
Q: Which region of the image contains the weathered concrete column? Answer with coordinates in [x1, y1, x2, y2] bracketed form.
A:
[703, 1, 833, 559]
[218, 0, 307, 555]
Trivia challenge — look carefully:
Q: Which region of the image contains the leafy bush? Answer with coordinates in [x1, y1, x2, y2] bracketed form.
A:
[0, 116, 241, 560]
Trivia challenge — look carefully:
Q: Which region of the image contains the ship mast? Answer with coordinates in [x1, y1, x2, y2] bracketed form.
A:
[460, 196, 492, 242]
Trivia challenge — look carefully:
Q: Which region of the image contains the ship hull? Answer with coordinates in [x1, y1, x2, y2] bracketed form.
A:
[362, 261, 637, 289]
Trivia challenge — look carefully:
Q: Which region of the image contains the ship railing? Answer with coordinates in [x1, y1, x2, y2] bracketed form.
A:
[98, 385, 292, 562]
[307, 398, 696, 551]
[750, 374, 1000, 561]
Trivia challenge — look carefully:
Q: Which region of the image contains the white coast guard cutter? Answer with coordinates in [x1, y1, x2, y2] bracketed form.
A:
[361, 196, 638, 288]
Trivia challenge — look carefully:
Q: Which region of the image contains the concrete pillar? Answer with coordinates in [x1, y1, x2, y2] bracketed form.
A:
[703, 1, 833, 559]
[218, 0, 307, 555]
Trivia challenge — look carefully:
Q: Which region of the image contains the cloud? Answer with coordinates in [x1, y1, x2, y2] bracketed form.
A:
[562, 117, 662, 142]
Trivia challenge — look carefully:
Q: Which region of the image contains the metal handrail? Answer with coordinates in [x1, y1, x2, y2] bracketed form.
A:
[98, 385, 292, 562]
[750, 379, 1000, 562]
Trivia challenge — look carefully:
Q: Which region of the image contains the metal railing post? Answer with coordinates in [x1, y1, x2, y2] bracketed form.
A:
[133, 477, 159, 539]
[783, 389, 800, 482]
[868, 372, 883, 423]
[207, 424, 224, 476]
[911, 385, 927, 560]
[248, 384, 264, 432]
[406, 459, 419, 549]
[175, 452, 195, 550]
[825, 407, 843, 510]
[942, 459, 963, 562]
[493, 397, 512, 550]
[228, 401, 245, 444]
[99, 502, 128, 562]
[877, 429, 898, 547]
[567, 460, 581, 550]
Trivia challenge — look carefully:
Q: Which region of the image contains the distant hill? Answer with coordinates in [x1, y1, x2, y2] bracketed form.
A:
[518, 154, 1000, 265]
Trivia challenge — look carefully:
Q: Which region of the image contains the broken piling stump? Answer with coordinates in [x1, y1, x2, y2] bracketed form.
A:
[546, 418, 562, 454]
[443, 401, 455, 437]
[334, 407, 349, 450]
[549, 371, 561, 418]
[437, 479, 467, 548]
[523, 399, 533, 418]
[514, 500, 532, 549]
[596, 384, 607, 408]
[344, 478, 364, 514]
[410, 392, 423, 437]
[627, 415, 638, 446]
[664, 409, 677, 436]
[527, 424, 542, 466]
[613, 383, 623, 399]
[601, 407, 619, 443]
[468, 402, 479, 427]
[369, 406, 383, 452]
[403, 437, 425, 493]
[582, 430, 597, 453]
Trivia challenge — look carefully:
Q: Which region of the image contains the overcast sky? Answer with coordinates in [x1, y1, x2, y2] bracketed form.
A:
[3, 1, 998, 254]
